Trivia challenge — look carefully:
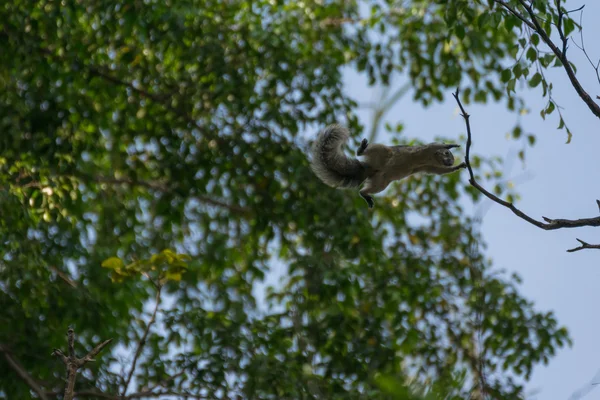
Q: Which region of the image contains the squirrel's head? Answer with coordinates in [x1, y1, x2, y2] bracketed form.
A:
[433, 147, 456, 166]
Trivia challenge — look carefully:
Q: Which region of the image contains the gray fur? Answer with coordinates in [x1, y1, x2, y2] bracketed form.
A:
[310, 124, 368, 188]
[310, 124, 465, 208]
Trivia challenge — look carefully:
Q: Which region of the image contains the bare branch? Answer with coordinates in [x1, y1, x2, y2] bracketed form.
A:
[567, 238, 600, 253]
[122, 285, 163, 396]
[0, 345, 49, 400]
[82, 339, 114, 363]
[67, 327, 75, 359]
[51, 348, 69, 365]
[571, 8, 600, 86]
[52, 328, 113, 400]
[452, 89, 600, 245]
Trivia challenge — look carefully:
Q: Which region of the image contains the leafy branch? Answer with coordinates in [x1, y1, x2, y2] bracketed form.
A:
[492, 0, 600, 120]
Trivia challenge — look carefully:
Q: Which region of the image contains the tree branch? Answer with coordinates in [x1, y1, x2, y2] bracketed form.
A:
[491, 0, 600, 119]
[567, 238, 600, 253]
[52, 327, 113, 400]
[122, 285, 162, 396]
[571, 7, 600, 87]
[0, 345, 49, 400]
[452, 89, 600, 249]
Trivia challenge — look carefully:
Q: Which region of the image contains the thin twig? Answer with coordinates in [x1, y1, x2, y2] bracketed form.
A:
[82, 339, 114, 363]
[122, 285, 163, 396]
[67, 327, 75, 358]
[452, 89, 600, 241]
[0, 345, 49, 400]
[571, 8, 600, 86]
[49, 266, 78, 288]
[567, 238, 600, 253]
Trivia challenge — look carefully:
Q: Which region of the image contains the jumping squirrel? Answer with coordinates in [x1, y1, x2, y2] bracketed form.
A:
[310, 124, 466, 208]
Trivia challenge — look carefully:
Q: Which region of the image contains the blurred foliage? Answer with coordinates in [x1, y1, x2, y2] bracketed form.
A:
[0, 0, 574, 399]
[102, 249, 190, 283]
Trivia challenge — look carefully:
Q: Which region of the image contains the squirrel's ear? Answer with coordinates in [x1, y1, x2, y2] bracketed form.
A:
[444, 144, 460, 149]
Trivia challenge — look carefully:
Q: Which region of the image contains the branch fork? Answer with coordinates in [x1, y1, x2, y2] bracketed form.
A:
[52, 327, 113, 400]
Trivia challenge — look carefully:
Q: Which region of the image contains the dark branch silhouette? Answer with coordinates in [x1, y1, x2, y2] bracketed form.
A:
[452, 89, 600, 251]
[567, 239, 600, 253]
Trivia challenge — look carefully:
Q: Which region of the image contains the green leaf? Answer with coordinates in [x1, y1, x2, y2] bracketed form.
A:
[563, 18, 575, 37]
[512, 125, 523, 139]
[102, 257, 125, 270]
[529, 72, 542, 88]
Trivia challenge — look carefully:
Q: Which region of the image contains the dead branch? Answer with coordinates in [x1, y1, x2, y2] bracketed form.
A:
[52, 327, 113, 400]
[452, 89, 600, 251]
[567, 238, 600, 253]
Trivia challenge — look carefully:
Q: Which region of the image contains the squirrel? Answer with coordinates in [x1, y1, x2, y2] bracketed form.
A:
[310, 124, 466, 208]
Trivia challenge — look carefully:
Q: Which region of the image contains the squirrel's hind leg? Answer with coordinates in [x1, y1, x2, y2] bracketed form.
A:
[359, 174, 390, 209]
[360, 193, 375, 208]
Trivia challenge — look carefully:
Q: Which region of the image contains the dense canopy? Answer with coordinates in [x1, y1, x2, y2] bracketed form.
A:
[0, 1, 572, 399]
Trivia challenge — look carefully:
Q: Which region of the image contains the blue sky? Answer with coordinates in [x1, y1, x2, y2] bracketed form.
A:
[343, 3, 600, 398]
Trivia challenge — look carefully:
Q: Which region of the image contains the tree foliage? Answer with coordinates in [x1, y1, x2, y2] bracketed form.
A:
[0, 0, 578, 399]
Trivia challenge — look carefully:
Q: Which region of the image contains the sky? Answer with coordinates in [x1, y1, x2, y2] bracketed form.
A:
[342, 2, 600, 399]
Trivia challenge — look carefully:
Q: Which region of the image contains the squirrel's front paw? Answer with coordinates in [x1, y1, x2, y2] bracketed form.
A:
[452, 162, 467, 171]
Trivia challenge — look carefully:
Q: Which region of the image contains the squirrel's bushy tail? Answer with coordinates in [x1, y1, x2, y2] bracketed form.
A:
[310, 124, 368, 188]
